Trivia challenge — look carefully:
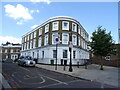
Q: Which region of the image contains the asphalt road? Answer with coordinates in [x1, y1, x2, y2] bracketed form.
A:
[2, 62, 116, 89]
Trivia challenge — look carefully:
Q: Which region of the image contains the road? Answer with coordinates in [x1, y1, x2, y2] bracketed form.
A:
[2, 62, 116, 89]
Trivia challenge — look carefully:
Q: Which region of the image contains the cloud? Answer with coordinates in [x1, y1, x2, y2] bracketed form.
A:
[31, 25, 39, 29]
[0, 36, 21, 45]
[4, 4, 33, 24]
[30, 0, 51, 4]
[30, 9, 40, 14]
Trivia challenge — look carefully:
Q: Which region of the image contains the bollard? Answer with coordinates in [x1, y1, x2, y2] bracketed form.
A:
[77, 62, 79, 68]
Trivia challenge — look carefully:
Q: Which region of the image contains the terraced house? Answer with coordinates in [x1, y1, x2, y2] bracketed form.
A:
[0, 42, 21, 60]
[21, 16, 89, 65]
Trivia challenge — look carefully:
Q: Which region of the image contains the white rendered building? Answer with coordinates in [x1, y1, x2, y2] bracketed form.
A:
[21, 16, 89, 65]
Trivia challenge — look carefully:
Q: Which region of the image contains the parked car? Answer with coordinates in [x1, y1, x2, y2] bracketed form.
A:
[18, 59, 36, 67]
[2, 59, 13, 63]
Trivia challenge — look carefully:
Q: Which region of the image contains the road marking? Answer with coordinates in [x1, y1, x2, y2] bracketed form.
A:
[39, 74, 68, 85]
[12, 71, 46, 85]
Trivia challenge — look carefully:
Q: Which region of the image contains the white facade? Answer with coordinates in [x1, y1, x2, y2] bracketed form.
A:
[21, 46, 89, 65]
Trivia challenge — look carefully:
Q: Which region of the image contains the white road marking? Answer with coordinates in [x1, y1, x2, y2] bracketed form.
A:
[39, 74, 68, 85]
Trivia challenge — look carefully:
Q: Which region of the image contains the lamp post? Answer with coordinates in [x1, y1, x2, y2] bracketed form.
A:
[55, 37, 59, 70]
[69, 41, 73, 72]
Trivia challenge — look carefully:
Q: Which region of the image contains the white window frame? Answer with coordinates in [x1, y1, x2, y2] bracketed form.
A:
[63, 50, 68, 58]
[62, 21, 69, 30]
[39, 28, 42, 36]
[44, 34, 48, 46]
[72, 23, 77, 32]
[33, 39, 36, 48]
[62, 33, 69, 44]
[105, 56, 111, 60]
[52, 33, 58, 44]
[5, 49, 8, 53]
[78, 36, 80, 46]
[72, 35, 77, 45]
[52, 21, 59, 31]
[38, 37, 42, 47]
[78, 26, 81, 34]
[34, 31, 36, 38]
[11, 49, 13, 53]
[31, 33, 33, 39]
[45, 24, 49, 33]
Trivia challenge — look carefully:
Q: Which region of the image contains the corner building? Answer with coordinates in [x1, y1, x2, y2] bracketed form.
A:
[21, 16, 89, 65]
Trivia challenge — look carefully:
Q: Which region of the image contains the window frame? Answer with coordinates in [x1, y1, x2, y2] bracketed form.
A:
[72, 23, 77, 32]
[52, 21, 59, 31]
[62, 21, 69, 30]
[63, 50, 68, 58]
[45, 24, 49, 33]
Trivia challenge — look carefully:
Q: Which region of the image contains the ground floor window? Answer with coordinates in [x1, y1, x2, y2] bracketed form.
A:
[53, 50, 57, 58]
[63, 50, 67, 58]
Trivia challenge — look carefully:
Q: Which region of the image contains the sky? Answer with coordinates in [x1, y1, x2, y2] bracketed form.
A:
[0, 0, 118, 45]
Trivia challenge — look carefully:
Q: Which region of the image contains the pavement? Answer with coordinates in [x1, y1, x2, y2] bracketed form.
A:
[35, 64, 120, 88]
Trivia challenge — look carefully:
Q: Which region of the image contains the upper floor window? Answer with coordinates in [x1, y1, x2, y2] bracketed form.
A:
[52, 33, 59, 44]
[45, 24, 49, 33]
[62, 21, 69, 30]
[5, 49, 8, 53]
[52, 22, 59, 31]
[39, 28, 42, 36]
[34, 31, 36, 38]
[62, 33, 69, 44]
[44, 34, 48, 46]
[11, 49, 13, 53]
[78, 26, 81, 34]
[72, 23, 77, 32]
[30, 40, 32, 49]
[33, 39, 36, 48]
[72, 35, 77, 45]
[38, 37, 42, 47]
[78, 36, 81, 46]
[31, 33, 33, 39]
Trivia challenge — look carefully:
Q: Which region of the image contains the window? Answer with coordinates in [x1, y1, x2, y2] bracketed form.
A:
[27, 42, 29, 49]
[30, 40, 32, 49]
[42, 51, 44, 58]
[63, 50, 67, 58]
[52, 22, 59, 30]
[44, 34, 48, 46]
[105, 56, 111, 60]
[78, 36, 80, 46]
[45, 24, 49, 33]
[62, 21, 69, 30]
[52, 33, 58, 44]
[33, 39, 36, 48]
[34, 31, 36, 38]
[53, 50, 57, 58]
[38, 37, 42, 47]
[78, 26, 81, 34]
[39, 28, 42, 36]
[72, 23, 77, 32]
[72, 35, 77, 45]
[5, 49, 8, 53]
[31, 33, 33, 39]
[62, 33, 69, 44]
[73, 51, 76, 59]
[11, 49, 13, 53]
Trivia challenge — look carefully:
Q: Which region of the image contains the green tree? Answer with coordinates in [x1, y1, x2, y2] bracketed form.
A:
[89, 26, 116, 70]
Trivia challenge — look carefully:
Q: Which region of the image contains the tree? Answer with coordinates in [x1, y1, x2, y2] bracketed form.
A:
[89, 26, 116, 70]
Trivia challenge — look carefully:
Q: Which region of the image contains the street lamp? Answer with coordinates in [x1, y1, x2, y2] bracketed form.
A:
[69, 41, 73, 72]
[55, 37, 60, 70]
